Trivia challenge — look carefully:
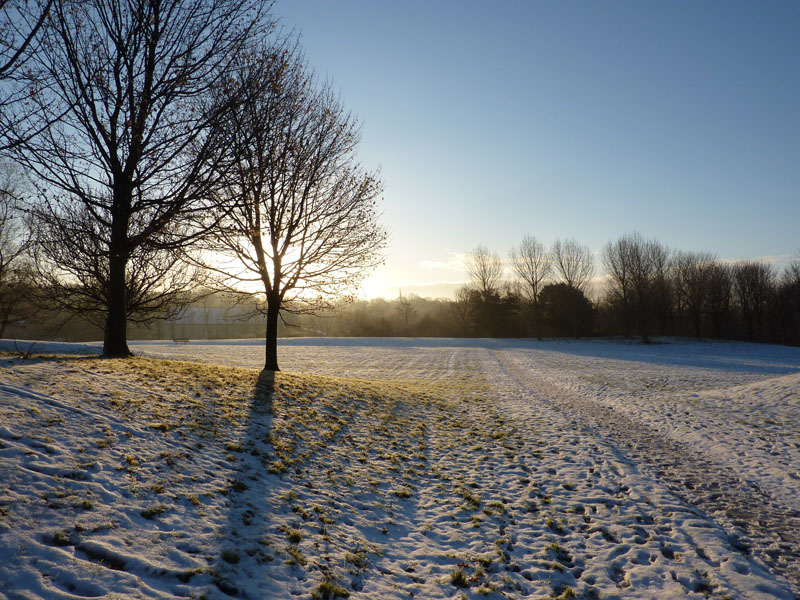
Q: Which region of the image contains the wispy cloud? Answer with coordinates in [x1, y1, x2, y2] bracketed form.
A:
[718, 253, 794, 266]
[419, 251, 468, 273]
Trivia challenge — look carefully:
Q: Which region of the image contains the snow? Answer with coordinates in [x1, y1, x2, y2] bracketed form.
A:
[1, 337, 799, 599]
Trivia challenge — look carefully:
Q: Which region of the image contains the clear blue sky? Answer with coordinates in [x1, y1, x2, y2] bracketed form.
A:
[276, 0, 800, 298]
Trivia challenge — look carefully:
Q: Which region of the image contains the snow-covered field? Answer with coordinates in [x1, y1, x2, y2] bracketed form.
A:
[1, 337, 799, 599]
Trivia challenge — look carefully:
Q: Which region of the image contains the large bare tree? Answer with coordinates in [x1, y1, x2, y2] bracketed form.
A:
[29, 199, 203, 328]
[197, 45, 386, 371]
[8, 0, 270, 356]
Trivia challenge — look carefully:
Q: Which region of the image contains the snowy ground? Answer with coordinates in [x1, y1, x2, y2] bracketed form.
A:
[1, 337, 799, 599]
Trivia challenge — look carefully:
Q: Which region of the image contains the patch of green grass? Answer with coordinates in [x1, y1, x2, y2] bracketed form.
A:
[284, 545, 307, 567]
[285, 527, 302, 544]
[393, 486, 413, 499]
[311, 578, 350, 599]
[140, 503, 167, 519]
[450, 568, 469, 588]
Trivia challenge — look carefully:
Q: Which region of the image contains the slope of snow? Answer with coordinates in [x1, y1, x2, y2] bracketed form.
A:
[1, 338, 798, 599]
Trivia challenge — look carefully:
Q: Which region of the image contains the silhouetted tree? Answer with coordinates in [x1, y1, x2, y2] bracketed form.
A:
[0, 1, 54, 77]
[671, 251, 715, 337]
[449, 285, 472, 336]
[603, 233, 668, 342]
[464, 245, 512, 336]
[29, 201, 203, 329]
[9, 0, 270, 356]
[466, 244, 504, 297]
[551, 238, 594, 293]
[706, 262, 733, 339]
[539, 283, 594, 337]
[510, 234, 550, 337]
[602, 235, 635, 336]
[0, 0, 55, 149]
[773, 258, 800, 344]
[0, 163, 33, 335]
[771, 266, 800, 344]
[733, 261, 775, 341]
[396, 291, 417, 335]
[196, 44, 385, 371]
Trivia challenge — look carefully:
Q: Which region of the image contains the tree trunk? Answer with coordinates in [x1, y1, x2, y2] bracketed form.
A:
[104, 248, 131, 357]
[264, 291, 280, 371]
[103, 184, 131, 358]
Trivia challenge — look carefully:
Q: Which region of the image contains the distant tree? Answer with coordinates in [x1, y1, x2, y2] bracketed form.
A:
[602, 235, 635, 336]
[464, 245, 511, 336]
[603, 233, 668, 343]
[196, 44, 385, 371]
[733, 261, 775, 341]
[771, 263, 800, 344]
[8, 0, 271, 356]
[628, 234, 669, 343]
[774, 256, 800, 344]
[671, 251, 715, 337]
[396, 291, 417, 335]
[466, 244, 504, 297]
[551, 238, 594, 293]
[539, 283, 594, 337]
[449, 285, 472, 336]
[0, 163, 34, 335]
[706, 262, 733, 339]
[510, 234, 550, 337]
[603, 233, 669, 342]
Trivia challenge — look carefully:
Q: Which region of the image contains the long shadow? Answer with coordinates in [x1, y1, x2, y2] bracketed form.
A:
[211, 368, 277, 598]
[0, 354, 104, 369]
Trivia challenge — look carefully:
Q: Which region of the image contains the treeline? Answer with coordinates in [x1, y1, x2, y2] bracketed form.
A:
[3, 231, 799, 346]
[299, 234, 800, 345]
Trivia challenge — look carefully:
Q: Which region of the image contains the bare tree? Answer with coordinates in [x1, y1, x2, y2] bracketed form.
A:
[670, 251, 715, 337]
[733, 261, 775, 341]
[9, 0, 271, 356]
[603, 232, 668, 342]
[196, 45, 386, 371]
[0, 163, 33, 335]
[29, 199, 203, 328]
[0, 1, 58, 150]
[773, 257, 800, 344]
[706, 262, 733, 339]
[448, 285, 471, 336]
[509, 235, 550, 337]
[602, 235, 635, 336]
[396, 291, 416, 335]
[510, 235, 550, 304]
[466, 244, 503, 297]
[0, 0, 54, 78]
[551, 238, 594, 292]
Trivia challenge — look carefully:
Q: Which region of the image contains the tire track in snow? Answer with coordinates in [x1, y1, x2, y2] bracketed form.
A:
[491, 349, 800, 597]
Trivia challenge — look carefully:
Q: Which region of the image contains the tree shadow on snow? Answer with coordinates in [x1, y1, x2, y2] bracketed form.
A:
[210, 368, 277, 598]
